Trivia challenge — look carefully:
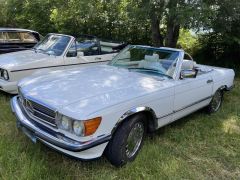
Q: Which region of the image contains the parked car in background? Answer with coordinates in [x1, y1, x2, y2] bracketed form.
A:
[0, 33, 126, 94]
[11, 45, 235, 166]
[0, 28, 41, 54]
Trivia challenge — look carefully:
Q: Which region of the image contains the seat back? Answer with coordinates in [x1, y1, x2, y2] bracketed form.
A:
[139, 54, 159, 68]
[138, 54, 166, 73]
[181, 60, 195, 70]
[144, 54, 159, 62]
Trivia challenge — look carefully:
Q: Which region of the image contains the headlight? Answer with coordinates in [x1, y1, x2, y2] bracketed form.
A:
[1, 69, 9, 80]
[60, 116, 72, 130]
[73, 121, 85, 136]
[58, 115, 102, 137]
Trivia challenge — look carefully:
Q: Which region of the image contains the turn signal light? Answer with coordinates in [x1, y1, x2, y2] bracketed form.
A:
[84, 117, 102, 136]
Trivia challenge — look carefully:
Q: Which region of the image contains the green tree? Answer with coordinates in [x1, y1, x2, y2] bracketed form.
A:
[194, 0, 240, 70]
[1, 0, 56, 35]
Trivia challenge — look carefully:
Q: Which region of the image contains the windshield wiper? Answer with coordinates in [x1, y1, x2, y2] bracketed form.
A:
[128, 67, 172, 79]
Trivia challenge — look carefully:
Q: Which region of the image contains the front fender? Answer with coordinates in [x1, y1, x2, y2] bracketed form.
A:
[111, 106, 158, 134]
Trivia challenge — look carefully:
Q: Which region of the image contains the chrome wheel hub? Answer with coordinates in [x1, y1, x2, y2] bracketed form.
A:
[211, 91, 222, 111]
[126, 122, 144, 158]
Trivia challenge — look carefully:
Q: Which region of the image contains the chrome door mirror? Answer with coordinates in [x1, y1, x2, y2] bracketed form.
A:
[180, 69, 198, 79]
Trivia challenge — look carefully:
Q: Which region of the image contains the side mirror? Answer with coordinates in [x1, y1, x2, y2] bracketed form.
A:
[180, 69, 198, 79]
[66, 49, 77, 57]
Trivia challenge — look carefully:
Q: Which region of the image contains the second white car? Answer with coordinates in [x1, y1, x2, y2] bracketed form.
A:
[0, 33, 124, 94]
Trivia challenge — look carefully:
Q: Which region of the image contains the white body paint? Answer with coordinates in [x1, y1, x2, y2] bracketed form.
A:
[0, 34, 117, 94]
[11, 47, 235, 160]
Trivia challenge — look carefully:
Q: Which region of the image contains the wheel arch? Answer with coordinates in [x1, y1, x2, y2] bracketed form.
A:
[219, 85, 228, 91]
[111, 107, 158, 135]
[214, 85, 228, 95]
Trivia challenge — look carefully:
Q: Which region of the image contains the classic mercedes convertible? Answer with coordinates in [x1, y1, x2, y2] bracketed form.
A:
[11, 45, 235, 166]
[0, 33, 125, 94]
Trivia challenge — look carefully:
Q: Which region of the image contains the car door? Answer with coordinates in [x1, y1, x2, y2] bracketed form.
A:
[63, 40, 114, 69]
[83, 53, 116, 65]
[173, 54, 213, 121]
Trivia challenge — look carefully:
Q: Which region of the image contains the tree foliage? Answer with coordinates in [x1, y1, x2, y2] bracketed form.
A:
[0, 0, 239, 69]
[194, 0, 240, 71]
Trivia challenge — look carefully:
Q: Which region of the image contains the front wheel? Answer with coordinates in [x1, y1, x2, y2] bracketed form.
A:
[105, 114, 146, 167]
[206, 89, 223, 113]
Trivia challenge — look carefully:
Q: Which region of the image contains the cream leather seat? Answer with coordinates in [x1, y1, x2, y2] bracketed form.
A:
[166, 60, 197, 78]
[181, 60, 196, 70]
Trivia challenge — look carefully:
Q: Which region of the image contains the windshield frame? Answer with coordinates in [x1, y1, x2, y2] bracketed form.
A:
[33, 33, 74, 56]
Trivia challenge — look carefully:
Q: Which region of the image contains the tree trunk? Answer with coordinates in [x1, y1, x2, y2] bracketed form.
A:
[165, 0, 181, 48]
[165, 20, 180, 48]
[150, 14, 164, 47]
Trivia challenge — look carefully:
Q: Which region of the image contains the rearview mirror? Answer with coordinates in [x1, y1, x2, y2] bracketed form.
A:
[180, 69, 198, 79]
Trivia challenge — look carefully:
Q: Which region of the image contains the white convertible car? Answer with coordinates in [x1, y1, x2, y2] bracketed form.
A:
[11, 45, 235, 166]
[0, 33, 124, 94]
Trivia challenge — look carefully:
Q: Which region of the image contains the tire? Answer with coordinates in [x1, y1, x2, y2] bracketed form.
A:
[206, 89, 223, 113]
[105, 114, 146, 167]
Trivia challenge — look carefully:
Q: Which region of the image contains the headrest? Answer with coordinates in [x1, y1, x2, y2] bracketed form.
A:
[181, 60, 195, 70]
[122, 51, 130, 59]
[144, 54, 159, 62]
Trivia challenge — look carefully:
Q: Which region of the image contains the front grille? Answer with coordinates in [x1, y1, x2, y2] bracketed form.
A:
[27, 99, 56, 126]
[19, 92, 56, 126]
[30, 101, 56, 118]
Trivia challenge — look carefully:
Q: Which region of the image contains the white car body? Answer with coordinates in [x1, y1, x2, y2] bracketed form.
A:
[11, 46, 235, 162]
[0, 34, 120, 94]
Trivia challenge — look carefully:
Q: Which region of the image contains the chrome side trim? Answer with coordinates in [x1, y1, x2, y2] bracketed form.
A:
[11, 60, 111, 72]
[11, 96, 111, 152]
[174, 96, 212, 113]
[119, 107, 157, 122]
[112, 96, 213, 134]
[157, 96, 212, 120]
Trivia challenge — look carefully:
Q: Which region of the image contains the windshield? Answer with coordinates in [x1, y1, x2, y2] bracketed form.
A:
[34, 34, 71, 56]
[110, 45, 180, 78]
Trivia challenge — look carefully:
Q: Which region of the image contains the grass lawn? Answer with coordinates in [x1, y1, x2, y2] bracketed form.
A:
[0, 78, 239, 179]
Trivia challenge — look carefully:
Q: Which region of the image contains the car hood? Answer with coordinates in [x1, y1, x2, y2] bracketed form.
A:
[0, 50, 52, 69]
[20, 65, 172, 119]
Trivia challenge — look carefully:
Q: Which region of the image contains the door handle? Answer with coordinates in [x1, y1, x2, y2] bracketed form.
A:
[95, 57, 102, 60]
[207, 80, 213, 84]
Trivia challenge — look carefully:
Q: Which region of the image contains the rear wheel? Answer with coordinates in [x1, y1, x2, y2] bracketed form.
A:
[206, 89, 223, 113]
[105, 114, 146, 167]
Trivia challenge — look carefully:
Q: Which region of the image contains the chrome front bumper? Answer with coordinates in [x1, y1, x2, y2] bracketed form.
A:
[11, 96, 111, 158]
